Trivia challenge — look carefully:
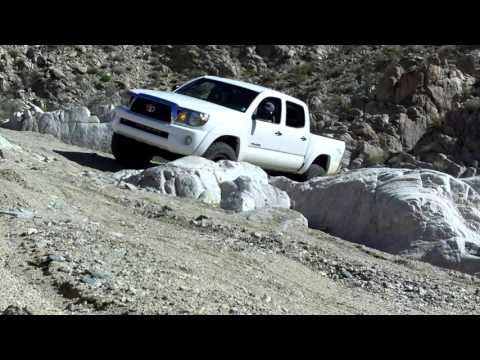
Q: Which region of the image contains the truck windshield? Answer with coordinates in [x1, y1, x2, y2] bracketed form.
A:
[175, 78, 259, 113]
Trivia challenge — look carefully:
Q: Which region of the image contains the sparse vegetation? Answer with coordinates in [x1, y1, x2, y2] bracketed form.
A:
[99, 73, 112, 82]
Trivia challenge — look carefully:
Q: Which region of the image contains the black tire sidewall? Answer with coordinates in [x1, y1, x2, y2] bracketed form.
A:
[305, 164, 326, 180]
[203, 142, 236, 162]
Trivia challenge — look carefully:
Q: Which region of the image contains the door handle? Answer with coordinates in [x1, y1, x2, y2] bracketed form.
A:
[301, 136, 307, 141]
[275, 131, 283, 136]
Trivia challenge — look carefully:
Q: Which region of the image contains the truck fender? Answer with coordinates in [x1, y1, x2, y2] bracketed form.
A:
[193, 130, 243, 159]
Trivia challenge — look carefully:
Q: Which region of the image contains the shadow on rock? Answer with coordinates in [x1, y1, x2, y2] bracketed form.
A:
[53, 150, 130, 172]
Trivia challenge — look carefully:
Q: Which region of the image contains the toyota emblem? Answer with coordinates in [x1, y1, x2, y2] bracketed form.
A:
[145, 104, 156, 113]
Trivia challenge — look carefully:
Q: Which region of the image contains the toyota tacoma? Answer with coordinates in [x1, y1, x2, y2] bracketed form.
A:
[111, 76, 345, 180]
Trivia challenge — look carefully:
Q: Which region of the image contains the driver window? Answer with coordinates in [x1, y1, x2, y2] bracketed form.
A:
[253, 97, 282, 124]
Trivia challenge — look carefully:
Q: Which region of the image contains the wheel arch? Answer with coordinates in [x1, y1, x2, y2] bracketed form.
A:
[301, 153, 331, 174]
[195, 132, 242, 160]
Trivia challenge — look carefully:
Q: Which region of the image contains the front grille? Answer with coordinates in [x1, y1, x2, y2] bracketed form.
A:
[130, 97, 171, 122]
[120, 118, 168, 138]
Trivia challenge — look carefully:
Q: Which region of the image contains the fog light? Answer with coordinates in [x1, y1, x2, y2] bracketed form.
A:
[185, 135, 193, 145]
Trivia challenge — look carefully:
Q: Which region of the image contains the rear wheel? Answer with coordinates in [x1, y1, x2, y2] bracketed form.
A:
[202, 142, 237, 162]
[111, 133, 153, 169]
[303, 163, 326, 181]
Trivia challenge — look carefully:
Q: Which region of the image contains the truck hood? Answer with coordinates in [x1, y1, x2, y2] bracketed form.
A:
[130, 89, 242, 116]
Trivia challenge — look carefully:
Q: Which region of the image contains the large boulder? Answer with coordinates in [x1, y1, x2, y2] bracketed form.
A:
[120, 156, 290, 212]
[220, 176, 290, 212]
[271, 168, 480, 274]
[1, 106, 113, 153]
[0, 134, 22, 158]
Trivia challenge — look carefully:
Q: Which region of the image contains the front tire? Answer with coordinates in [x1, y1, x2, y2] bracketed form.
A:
[111, 133, 153, 169]
[303, 164, 326, 181]
[202, 142, 237, 162]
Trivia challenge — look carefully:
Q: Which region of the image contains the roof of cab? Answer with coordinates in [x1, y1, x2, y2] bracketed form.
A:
[203, 75, 274, 94]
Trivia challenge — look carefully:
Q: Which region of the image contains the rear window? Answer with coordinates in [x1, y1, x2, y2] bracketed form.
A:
[286, 101, 305, 128]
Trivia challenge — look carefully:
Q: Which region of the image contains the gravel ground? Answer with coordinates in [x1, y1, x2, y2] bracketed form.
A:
[1, 127, 480, 315]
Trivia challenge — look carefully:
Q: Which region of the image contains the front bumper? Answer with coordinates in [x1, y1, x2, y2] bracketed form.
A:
[112, 106, 208, 156]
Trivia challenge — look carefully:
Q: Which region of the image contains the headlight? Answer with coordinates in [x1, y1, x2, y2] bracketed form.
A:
[175, 108, 209, 127]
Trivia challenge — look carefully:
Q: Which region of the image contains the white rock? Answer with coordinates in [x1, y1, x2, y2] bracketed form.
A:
[0, 134, 22, 158]
[1, 106, 113, 153]
[271, 168, 480, 273]
[214, 160, 269, 184]
[220, 176, 290, 212]
[0, 134, 20, 151]
[120, 156, 290, 212]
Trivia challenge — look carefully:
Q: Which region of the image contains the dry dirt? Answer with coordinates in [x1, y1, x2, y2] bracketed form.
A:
[1, 127, 480, 315]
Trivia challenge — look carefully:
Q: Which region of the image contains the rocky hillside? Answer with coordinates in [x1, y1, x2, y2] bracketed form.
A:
[1, 45, 480, 177]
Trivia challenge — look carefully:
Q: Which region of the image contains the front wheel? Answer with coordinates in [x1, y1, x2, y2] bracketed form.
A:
[111, 133, 153, 169]
[202, 142, 237, 162]
[303, 164, 326, 181]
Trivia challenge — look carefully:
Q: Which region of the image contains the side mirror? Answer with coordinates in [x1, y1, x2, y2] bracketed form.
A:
[251, 113, 257, 121]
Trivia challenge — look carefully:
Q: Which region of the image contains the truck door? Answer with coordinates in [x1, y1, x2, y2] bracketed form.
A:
[246, 97, 304, 172]
[280, 100, 309, 169]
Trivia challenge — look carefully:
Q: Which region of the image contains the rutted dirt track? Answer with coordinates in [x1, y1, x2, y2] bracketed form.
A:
[1, 128, 480, 315]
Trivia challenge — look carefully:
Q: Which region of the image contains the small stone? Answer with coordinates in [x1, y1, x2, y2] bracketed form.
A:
[21, 228, 38, 236]
[47, 255, 66, 263]
[88, 270, 110, 280]
[340, 269, 353, 279]
[72, 64, 88, 74]
[50, 67, 66, 79]
[81, 275, 98, 286]
[124, 183, 137, 191]
[252, 232, 262, 239]
[262, 295, 272, 303]
[195, 215, 209, 221]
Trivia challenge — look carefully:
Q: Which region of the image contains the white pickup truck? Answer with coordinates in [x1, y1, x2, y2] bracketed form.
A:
[111, 76, 345, 180]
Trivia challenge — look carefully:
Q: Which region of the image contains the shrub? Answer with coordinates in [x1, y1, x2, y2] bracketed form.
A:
[291, 62, 315, 83]
[99, 73, 112, 82]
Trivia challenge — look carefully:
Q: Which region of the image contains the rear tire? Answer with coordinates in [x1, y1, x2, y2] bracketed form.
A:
[303, 163, 326, 181]
[202, 142, 237, 162]
[111, 133, 153, 169]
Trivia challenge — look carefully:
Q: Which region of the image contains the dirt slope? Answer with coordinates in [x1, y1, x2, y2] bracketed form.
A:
[1, 128, 480, 314]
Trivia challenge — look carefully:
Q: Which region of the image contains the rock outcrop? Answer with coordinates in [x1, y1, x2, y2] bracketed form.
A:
[0, 133, 21, 158]
[271, 168, 480, 274]
[2, 105, 113, 153]
[118, 156, 290, 212]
